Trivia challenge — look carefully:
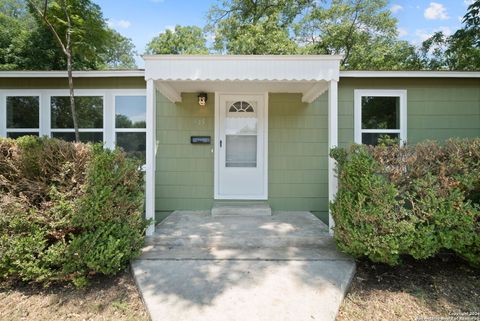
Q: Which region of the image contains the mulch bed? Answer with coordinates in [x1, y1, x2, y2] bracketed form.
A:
[337, 254, 480, 321]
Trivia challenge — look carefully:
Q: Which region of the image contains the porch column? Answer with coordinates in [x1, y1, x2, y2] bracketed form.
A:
[328, 80, 338, 235]
[145, 79, 156, 236]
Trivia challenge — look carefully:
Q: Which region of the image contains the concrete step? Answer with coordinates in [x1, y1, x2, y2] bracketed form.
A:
[145, 234, 333, 249]
[211, 201, 272, 217]
[139, 243, 353, 261]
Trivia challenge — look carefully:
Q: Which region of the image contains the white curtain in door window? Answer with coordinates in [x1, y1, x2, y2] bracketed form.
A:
[226, 135, 257, 167]
[225, 111, 258, 168]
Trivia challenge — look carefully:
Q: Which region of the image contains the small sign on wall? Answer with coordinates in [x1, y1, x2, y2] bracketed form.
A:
[191, 136, 211, 145]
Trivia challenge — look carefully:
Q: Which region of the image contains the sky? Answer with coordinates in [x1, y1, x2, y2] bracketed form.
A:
[96, 0, 476, 67]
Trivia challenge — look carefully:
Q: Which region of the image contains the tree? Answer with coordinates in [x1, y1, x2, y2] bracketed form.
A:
[464, 0, 480, 30]
[0, 0, 35, 70]
[297, 0, 421, 70]
[145, 25, 208, 55]
[27, 0, 110, 141]
[22, 26, 137, 70]
[100, 30, 137, 69]
[1, 0, 137, 71]
[23, 0, 138, 141]
[206, 0, 312, 54]
[0, 0, 29, 18]
[420, 0, 479, 70]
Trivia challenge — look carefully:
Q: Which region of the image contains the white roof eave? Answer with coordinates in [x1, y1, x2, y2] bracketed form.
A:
[144, 55, 342, 83]
[340, 70, 480, 78]
[0, 70, 145, 78]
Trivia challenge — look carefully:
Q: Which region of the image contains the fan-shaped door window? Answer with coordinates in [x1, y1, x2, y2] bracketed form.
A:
[228, 101, 255, 113]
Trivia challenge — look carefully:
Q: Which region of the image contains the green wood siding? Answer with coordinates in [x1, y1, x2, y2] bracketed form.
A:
[154, 92, 331, 214]
[268, 93, 329, 214]
[155, 92, 214, 211]
[155, 78, 479, 214]
[0, 77, 146, 89]
[338, 78, 480, 146]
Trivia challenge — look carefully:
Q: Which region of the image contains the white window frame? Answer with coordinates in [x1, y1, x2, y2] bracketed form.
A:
[49, 91, 106, 143]
[0, 89, 147, 153]
[354, 89, 407, 145]
[1, 91, 42, 138]
[113, 93, 148, 167]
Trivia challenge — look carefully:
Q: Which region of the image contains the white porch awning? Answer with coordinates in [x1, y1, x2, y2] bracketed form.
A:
[142, 55, 341, 236]
[143, 55, 342, 103]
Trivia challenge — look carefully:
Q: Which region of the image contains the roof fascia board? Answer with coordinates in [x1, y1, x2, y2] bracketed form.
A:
[0, 70, 145, 78]
[340, 71, 480, 78]
[143, 55, 344, 62]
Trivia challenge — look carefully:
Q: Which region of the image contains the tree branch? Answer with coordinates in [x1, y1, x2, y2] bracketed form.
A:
[28, 0, 69, 56]
[342, 0, 361, 66]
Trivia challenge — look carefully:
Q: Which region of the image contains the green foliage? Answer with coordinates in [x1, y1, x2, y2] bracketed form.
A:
[99, 29, 137, 69]
[0, 0, 136, 70]
[464, 0, 480, 29]
[205, 0, 475, 70]
[206, 0, 311, 54]
[146, 25, 208, 55]
[297, 0, 421, 70]
[420, 1, 479, 71]
[0, 137, 148, 286]
[331, 139, 480, 267]
[0, 2, 35, 70]
[213, 15, 298, 54]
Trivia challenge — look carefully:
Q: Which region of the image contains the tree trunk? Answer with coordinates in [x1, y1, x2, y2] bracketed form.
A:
[66, 51, 80, 142]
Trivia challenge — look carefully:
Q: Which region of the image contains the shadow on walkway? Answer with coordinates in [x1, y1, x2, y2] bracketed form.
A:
[132, 211, 355, 321]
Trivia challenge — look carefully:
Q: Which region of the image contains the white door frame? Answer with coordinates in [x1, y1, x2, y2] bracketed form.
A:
[214, 92, 269, 200]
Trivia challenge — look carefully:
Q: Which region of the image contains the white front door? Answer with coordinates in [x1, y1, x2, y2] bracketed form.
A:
[216, 93, 268, 200]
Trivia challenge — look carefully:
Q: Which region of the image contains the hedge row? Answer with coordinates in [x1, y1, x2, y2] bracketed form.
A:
[331, 139, 480, 266]
[0, 137, 148, 286]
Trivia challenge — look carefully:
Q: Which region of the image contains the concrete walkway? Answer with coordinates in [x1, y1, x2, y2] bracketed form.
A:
[132, 211, 355, 321]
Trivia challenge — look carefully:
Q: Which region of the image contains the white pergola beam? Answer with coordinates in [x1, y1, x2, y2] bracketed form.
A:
[328, 80, 338, 235]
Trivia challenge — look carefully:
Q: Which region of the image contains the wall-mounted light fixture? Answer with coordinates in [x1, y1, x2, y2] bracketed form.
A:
[198, 93, 208, 107]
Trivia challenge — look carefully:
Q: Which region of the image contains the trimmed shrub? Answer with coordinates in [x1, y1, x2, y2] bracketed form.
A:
[331, 139, 480, 267]
[0, 137, 148, 285]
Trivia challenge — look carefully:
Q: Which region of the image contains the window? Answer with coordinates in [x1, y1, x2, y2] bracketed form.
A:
[225, 101, 258, 168]
[354, 90, 407, 145]
[114, 96, 146, 163]
[6, 96, 40, 138]
[1, 89, 146, 158]
[229, 101, 255, 113]
[50, 96, 104, 143]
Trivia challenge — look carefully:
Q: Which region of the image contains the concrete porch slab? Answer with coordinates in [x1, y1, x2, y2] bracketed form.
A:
[132, 211, 355, 321]
[145, 211, 332, 248]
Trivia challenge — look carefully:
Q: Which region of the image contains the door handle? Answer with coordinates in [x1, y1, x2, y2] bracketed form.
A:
[220, 140, 223, 148]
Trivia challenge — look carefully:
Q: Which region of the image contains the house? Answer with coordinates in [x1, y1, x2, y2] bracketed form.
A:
[1, 55, 479, 235]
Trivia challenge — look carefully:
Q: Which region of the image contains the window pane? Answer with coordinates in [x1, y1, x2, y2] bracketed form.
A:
[7, 132, 39, 139]
[116, 132, 146, 162]
[52, 132, 103, 143]
[362, 133, 400, 146]
[115, 96, 146, 128]
[226, 135, 257, 168]
[362, 96, 400, 130]
[7, 96, 39, 128]
[51, 96, 103, 129]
